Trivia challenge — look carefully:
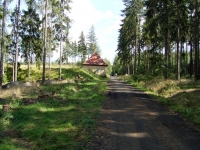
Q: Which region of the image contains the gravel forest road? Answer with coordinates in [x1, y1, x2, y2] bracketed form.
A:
[89, 77, 200, 150]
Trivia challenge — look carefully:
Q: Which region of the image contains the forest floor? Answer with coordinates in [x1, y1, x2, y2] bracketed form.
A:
[89, 77, 200, 150]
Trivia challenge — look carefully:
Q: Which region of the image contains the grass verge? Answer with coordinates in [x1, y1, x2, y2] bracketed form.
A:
[120, 75, 200, 128]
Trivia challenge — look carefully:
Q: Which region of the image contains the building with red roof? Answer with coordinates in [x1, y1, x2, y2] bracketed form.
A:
[83, 53, 108, 75]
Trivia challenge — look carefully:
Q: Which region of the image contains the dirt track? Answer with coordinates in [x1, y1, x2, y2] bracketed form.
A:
[89, 77, 200, 150]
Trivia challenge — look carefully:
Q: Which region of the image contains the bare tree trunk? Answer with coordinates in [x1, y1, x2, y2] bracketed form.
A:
[132, 47, 134, 75]
[145, 48, 147, 71]
[138, 16, 141, 67]
[147, 47, 150, 71]
[134, 48, 137, 74]
[164, 26, 170, 79]
[0, 0, 6, 89]
[188, 8, 194, 78]
[48, 11, 53, 80]
[189, 41, 193, 78]
[194, 0, 199, 80]
[28, 41, 31, 82]
[177, 27, 180, 80]
[28, 54, 30, 81]
[180, 39, 183, 70]
[42, 0, 48, 84]
[164, 1, 170, 79]
[14, 0, 21, 81]
[59, 40, 62, 80]
[134, 16, 138, 74]
[13, 55, 15, 81]
[127, 64, 130, 75]
[185, 42, 188, 75]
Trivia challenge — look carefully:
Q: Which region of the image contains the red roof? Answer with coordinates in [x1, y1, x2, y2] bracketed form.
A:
[83, 53, 108, 66]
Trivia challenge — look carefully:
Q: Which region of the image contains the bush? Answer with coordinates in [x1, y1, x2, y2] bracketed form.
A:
[5, 66, 12, 82]
[131, 74, 153, 82]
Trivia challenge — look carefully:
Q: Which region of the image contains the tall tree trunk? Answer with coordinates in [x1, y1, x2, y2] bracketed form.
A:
[13, 56, 15, 81]
[180, 39, 183, 70]
[164, 29, 169, 79]
[14, 0, 21, 81]
[48, 11, 52, 80]
[164, 25, 170, 79]
[127, 64, 130, 75]
[42, 0, 48, 84]
[171, 52, 174, 68]
[134, 16, 138, 74]
[138, 16, 141, 68]
[185, 42, 188, 75]
[28, 41, 31, 82]
[0, 0, 6, 89]
[189, 9, 194, 78]
[189, 41, 193, 78]
[177, 27, 180, 80]
[164, 0, 170, 79]
[59, 39, 62, 80]
[145, 49, 148, 71]
[194, 0, 199, 80]
[152, 43, 155, 75]
[184, 42, 186, 66]
[134, 47, 137, 74]
[147, 47, 150, 71]
[132, 46, 134, 75]
[28, 54, 30, 81]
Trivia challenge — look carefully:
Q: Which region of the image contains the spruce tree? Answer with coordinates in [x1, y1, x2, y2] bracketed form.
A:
[78, 31, 87, 62]
[87, 25, 100, 57]
[19, 3, 42, 81]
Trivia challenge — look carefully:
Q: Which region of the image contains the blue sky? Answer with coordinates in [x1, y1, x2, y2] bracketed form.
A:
[9, 0, 125, 64]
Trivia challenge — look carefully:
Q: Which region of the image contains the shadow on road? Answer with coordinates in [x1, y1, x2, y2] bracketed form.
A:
[90, 77, 200, 150]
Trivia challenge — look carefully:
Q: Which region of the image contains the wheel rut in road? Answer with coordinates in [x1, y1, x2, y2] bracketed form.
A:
[89, 77, 200, 150]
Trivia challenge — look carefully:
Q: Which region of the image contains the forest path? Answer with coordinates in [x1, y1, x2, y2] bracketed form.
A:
[89, 77, 200, 150]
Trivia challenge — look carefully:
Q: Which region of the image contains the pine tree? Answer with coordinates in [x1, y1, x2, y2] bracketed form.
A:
[19, 3, 42, 81]
[87, 25, 100, 57]
[117, 0, 143, 75]
[70, 41, 78, 63]
[53, 0, 71, 80]
[78, 31, 87, 62]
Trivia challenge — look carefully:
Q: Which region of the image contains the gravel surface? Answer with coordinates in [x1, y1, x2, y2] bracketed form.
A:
[89, 77, 200, 150]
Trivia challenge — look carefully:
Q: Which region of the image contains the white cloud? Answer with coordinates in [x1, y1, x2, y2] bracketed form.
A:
[68, 0, 123, 63]
[102, 19, 121, 34]
[69, 0, 120, 39]
[113, 1, 120, 5]
[69, 0, 101, 39]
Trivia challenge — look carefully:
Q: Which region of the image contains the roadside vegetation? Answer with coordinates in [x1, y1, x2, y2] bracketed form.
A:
[121, 75, 200, 128]
[0, 65, 108, 149]
[114, 0, 200, 130]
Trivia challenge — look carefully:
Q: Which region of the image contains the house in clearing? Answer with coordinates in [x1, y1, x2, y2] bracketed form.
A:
[83, 53, 108, 75]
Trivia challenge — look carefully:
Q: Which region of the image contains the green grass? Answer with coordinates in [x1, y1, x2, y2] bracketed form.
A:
[0, 66, 108, 150]
[4, 64, 100, 83]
